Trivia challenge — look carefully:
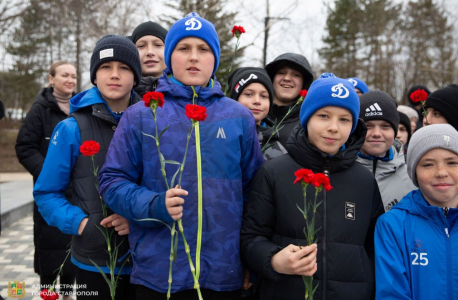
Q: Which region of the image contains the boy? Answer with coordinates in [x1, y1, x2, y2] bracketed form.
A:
[397, 111, 411, 152]
[424, 84, 458, 130]
[98, 13, 263, 300]
[398, 105, 419, 133]
[241, 74, 384, 300]
[375, 124, 458, 299]
[347, 77, 369, 96]
[264, 53, 314, 146]
[357, 91, 416, 211]
[129, 21, 168, 96]
[33, 35, 142, 300]
[228, 67, 287, 161]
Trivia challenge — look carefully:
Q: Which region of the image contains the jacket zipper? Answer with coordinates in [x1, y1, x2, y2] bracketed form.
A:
[372, 159, 377, 175]
[322, 158, 331, 300]
[442, 208, 452, 300]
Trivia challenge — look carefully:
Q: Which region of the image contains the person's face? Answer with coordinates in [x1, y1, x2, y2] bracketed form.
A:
[361, 120, 395, 157]
[237, 83, 270, 125]
[396, 124, 409, 146]
[135, 35, 166, 78]
[307, 106, 353, 155]
[410, 118, 417, 133]
[416, 148, 458, 208]
[424, 108, 448, 126]
[94, 61, 135, 103]
[171, 37, 215, 87]
[355, 88, 363, 97]
[272, 66, 303, 106]
[49, 64, 77, 96]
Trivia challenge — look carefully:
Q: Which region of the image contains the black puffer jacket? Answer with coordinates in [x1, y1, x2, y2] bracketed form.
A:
[134, 76, 159, 97]
[257, 119, 287, 161]
[267, 103, 301, 146]
[241, 121, 384, 300]
[15, 87, 74, 276]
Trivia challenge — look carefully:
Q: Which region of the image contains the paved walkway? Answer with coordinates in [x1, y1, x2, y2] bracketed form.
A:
[0, 213, 42, 299]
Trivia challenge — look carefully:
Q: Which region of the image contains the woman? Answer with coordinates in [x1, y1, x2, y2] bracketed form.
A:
[16, 61, 77, 299]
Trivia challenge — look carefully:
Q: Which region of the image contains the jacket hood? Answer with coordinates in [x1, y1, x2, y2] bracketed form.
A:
[35, 87, 76, 109]
[357, 139, 406, 177]
[155, 68, 225, 103]
[70, 87, 107, 114]
[134, 76, 160, 97]
[264, 53, 314, 89]
[256, 123, 280, 145]
[285, 118, 367, 173]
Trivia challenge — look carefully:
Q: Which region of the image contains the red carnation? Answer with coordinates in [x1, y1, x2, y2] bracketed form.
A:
[294, 168, 315, 184]
[143, 91, 165, 108]
[40, 289, 59, 300]
[231, 25, 246, 38]
[410, 89, 428, 103]
[80, 140, 100, 157]
[299, 90, 308, 98]
[311, 173, 333, 191]
[185, 104, 208, 122]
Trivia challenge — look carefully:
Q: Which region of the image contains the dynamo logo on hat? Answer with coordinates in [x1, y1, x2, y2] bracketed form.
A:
[348, 79, 358, 86]
[185, 18, 202, 30]
[331, 83, 349, 99]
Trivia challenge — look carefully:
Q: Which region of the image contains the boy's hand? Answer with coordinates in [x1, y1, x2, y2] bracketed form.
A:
[243, 269, 253, 290]
[100, 214, 130, 235]
[78, 218, 89, 235]
[165, 186, 188, 221]
[271, 244, 317, 276]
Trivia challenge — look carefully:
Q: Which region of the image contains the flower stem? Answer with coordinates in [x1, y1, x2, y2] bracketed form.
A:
[261, 99, 301, 153]
[167, 223, 177, 300]
[177, 220, 203, 299]
[153, 109, 170, 190]
[224, 38, 240, 95]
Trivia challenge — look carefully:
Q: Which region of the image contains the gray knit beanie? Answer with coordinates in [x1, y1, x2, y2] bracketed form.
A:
[407, 124, 458, 187]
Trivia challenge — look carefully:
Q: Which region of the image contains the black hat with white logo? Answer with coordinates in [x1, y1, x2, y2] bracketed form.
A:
[228, 67, 274, 106]
[359, 91, 400, 135]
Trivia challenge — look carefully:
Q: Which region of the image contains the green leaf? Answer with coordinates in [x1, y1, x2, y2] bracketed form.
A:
[170, 168, 180, 188]
[142, 132, 157, 140]
[134, 218, 172, 231]
[89, 258, 113, 288]
[158, 125, 170, 139]
[164, 160, 180, 165]
[296, 203, 306, 216]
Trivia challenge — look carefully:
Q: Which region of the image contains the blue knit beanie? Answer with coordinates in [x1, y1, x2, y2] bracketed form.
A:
[347, 77, 369, 94]
[164, 12, 220, 77]
[300, 73, 360, 133]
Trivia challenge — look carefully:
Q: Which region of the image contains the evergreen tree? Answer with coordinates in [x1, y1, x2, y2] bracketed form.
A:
[402, 0, 457, 96]
[160, 0, 244, 93]
[319, 0, 364, 78]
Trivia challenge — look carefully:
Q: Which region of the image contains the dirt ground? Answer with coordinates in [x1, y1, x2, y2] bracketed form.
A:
[0, 120, 26, 173]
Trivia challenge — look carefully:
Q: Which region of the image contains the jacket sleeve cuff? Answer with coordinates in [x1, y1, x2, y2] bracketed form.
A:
[72, 213, 89, 236]
[150, 192, 175, 224]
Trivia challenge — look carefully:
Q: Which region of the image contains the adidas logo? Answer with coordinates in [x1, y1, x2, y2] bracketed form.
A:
[216, 127, 226, 139]
[365, 103, 383, 116]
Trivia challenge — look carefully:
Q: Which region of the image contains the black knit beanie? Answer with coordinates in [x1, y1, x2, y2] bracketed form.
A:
[407, 85, 431, 106]
[398, 111, 412, 143]
[359, 91, 400, 135]
[129, 21, 168, 44]
[227, 67, 274, 106]
[424, 84, 458, 131]
[90, 35, 142, 88]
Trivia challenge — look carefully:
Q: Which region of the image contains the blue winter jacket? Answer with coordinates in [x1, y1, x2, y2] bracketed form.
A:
[375, 189, 458, 300]
[98, 72, 263, 293]
[33, 87, 133, 274]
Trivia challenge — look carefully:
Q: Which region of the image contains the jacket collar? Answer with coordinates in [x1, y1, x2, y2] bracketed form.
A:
[155, 68, 225, 104]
